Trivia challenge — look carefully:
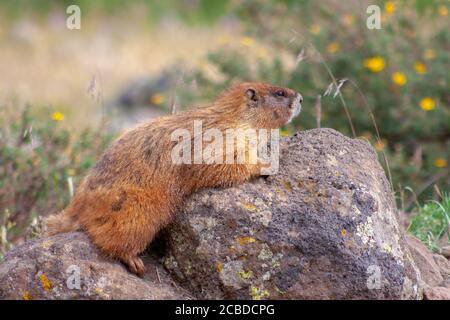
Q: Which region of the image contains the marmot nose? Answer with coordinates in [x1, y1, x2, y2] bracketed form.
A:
[297, 93, 303, 103]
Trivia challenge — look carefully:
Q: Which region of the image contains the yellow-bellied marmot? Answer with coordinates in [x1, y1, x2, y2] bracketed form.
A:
[45, 82, 303, 276]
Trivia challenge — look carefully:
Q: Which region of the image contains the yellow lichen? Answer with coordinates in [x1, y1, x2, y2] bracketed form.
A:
[238, 269, 254, 280]
[39, 273, 52, 291]
[41, 240, 52, 249]
[341, 229, 347, 236]
[382, 243, 393, 254]
[241, 202, 257, 212]
[236, 236, 257, 245]
[250, 286, 270, 300]
[274, 286, 286, 295]
[216, 262, 223, 273]
[283, 181, 293, 192]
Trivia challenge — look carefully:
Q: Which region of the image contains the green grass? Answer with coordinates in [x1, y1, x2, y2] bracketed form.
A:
[408, 192, 450, 252]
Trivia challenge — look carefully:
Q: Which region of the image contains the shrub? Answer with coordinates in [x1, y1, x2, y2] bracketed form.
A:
[0, 105, 111, 258]
[408, 192, 450, 252]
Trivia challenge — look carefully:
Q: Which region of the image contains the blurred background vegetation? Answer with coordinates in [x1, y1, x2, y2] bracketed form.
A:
[0, 0, 448, 256]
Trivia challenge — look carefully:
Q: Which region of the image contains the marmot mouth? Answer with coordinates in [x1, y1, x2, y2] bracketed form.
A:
[288, 93, 302, 123]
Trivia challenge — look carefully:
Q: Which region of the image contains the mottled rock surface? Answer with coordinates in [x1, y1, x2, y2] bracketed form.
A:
[163, 128, 422, 299]
[0, 232, 192, 300]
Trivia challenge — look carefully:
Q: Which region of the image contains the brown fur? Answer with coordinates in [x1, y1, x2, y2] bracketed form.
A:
[45, 82, 302, 276]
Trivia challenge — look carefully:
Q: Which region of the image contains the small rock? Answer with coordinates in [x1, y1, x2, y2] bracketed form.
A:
[406, 236, 443, 287]
[441, 246, 450, 259]
[423, 286, 450, 300]
[433, 254, 450, 279]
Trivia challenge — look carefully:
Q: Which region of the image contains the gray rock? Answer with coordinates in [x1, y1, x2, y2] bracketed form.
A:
[163, 128, 422, 299]
[0, 232, 192, 300]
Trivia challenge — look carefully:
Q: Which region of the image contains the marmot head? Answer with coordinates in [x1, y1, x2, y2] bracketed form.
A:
[215, 82, 303, 129]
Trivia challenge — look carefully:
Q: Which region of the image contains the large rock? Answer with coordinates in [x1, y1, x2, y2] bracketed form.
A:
[0, 232, 192, 300]
[0, 128, 426, 300]
[163, 128, 422, 299]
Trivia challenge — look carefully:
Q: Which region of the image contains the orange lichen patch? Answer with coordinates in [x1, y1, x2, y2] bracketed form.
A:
[341, 229, 348, 236]
[241, 202, 257, 212]
[236, 236, 257, 246]
[39, 273, 52, 291]
[283, 181, 293, 192]
[22, 291, 34, 300]
[434, 158, 447, 168]
[216, 262, 223, 273]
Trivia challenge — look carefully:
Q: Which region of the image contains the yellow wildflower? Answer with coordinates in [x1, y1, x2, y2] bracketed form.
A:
[342, 14, 354, 26]
[238, 269, 254, 280]
[420, 97, 435, 111]
[414, 62, 426, 74]
[438, 6, 448, 16]
[150, 93, 165, 105]
[309, 24, 321, 35]
[392, 72, 407, 86]
[364, 56, 385, 73]
[434, 158, 447, 168]
[374, 139, 387, 151]
[51, 111, 64, 121]
[384, 2, 395, 14]
[240, 36, 255, 47]
[327, 42, 339, 54]
[424, 49, 435, 60]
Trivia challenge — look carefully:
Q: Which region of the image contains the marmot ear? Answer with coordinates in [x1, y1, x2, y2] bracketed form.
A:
[245, 88, 259, 107]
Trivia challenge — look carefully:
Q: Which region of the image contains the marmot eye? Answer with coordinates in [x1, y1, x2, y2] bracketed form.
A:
[275, 90, 285, 97]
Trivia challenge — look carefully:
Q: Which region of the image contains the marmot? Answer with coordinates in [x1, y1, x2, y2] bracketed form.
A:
[45, 82, 303, 276]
